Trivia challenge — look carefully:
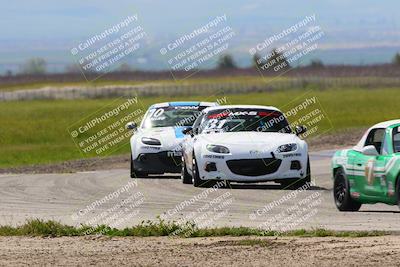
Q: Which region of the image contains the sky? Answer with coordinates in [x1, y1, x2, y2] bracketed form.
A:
[0, 0, 399, 73]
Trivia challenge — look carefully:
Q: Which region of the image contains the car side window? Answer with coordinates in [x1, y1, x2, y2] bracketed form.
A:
[392, 127, 400, 153]
[364, 128, 385, 154]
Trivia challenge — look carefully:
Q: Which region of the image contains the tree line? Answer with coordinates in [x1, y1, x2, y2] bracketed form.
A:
[7, 51, 400, 76]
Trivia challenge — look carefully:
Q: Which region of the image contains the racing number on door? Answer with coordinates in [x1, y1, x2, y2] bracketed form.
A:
[364, 159, 375, 185]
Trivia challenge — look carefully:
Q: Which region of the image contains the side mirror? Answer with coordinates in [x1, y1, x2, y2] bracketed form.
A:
[182, 127, 193, 135]
[362, 145, 379, 156]
[295, 125, 307, 135]
[125, 122, 137, 130]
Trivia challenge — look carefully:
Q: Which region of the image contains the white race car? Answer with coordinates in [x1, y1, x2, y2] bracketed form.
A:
[126, 101, 217, 177]
[181, 105, 310, 187]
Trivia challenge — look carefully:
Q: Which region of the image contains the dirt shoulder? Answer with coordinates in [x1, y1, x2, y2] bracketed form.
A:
[0, 154, 130, 174]
[0, 235, 399, 266]
[307, 127, 365, 151]
[0, 128, 365, 174]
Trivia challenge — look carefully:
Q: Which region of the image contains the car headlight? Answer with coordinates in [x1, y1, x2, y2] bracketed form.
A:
[141, 137, 161, 146]
[206, 144, 230, 154]
[276, 143, 297, 153]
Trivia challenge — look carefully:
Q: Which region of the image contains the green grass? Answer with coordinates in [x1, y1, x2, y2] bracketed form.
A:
[0, 76, 286, 92]
[1, 87, 400, 168]
[1, 75, 398, 92]
[0, 219, 387, 238]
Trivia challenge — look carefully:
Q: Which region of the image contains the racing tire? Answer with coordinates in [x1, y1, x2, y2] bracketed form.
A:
[181, 157, 192, 184]
[298, 156, 312, 187]
[333, 168, 361, 211]
[192, 154, 216, 188]
[396, 175, 400, 208]
[130, 158, 148, 178]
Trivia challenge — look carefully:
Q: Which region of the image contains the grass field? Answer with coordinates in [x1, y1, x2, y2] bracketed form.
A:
[1, 75, 399, 92]
[0, 76, 286, 91]
[0, 219, 386, 237]
[1, 87, 399, 168]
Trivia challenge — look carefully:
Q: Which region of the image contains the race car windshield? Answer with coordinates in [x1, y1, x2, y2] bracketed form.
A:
[199, 108, 292, 134]
[142, 106, 203, 128]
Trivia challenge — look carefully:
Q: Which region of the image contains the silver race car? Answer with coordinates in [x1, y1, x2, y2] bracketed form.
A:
[126, 101, 217, 177]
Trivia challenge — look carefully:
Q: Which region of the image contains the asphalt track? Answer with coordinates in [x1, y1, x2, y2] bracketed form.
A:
[1, 149, 400, 231]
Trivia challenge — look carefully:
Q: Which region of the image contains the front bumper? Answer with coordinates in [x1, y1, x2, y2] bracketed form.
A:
[133, 151, 182, 174]
[198, 153, 307, 182]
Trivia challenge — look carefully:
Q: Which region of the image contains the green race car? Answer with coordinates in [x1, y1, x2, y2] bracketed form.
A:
[332, 120, 400, 211]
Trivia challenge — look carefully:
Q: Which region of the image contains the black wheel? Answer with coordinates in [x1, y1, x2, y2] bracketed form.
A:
[181, 157, 192, 184]
[333, 168, 361, 211]
[395, 175, 400, 208]
[130, 158, 148, 178]
[305, 156, 311, 182]
[192, 154, 216, 188]
[192, 155, 202, 187]
[280, 157, 311, 189]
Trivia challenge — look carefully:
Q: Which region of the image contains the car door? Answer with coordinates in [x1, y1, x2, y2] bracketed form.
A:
[353, 128, 387, 198]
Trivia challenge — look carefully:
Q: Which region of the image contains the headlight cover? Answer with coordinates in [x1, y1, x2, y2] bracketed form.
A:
[276, 143, 297, 153]
[141, 137, 161, 146]
[206, 144, 230, 154]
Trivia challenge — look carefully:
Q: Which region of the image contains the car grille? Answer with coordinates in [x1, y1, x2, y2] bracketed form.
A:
[226, 158, 281, 176]
[157, 151, 181, 166]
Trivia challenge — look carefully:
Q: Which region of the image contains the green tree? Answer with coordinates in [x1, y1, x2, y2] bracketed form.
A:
[64, 64, 81, 74]
[217, 54, 237, 69]
[266, 48, 290, 72]
[22, 58, 47, 75]
[309, 59, 324, 68]
[252, 53, 262, 69]
[117, 63, 132, 72]
[393, 53, 400, 65]
[257, 48, 290, 72]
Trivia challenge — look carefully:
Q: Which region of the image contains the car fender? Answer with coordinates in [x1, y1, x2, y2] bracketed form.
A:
[182, 135, 195, 173]
[331, 149, 350, 179]
[130, 131, 144, 160]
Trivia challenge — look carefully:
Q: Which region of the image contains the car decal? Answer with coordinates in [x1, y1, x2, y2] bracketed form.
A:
[203, 155, 225, 159]
[343, 158, 400, 180]
[174, 127, 185, 139]
[383, 157, 398, 174]
[339, 153, 400, 175]
[380, 175, 387, 187]
[141, 146, 161, 150]
[365, 159, 375, 185]
[388, 181, 395, 196]
[282, 153, 302, 158]
[169, 102, 200, 106]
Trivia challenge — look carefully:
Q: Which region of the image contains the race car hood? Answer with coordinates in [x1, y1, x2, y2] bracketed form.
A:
[138, 126, 186, 148]
[196, 131, 302, 152]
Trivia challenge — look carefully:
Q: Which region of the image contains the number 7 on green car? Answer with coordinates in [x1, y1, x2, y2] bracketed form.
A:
[332, 120, 400, 211]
